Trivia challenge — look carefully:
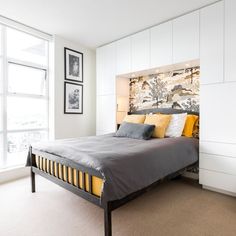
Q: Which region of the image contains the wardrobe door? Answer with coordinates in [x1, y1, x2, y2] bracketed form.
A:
[150, 21, 173, 68]
[173, 11, 199, 63]
[200, 1, 224, 84]
[225, 0, 236, 82]
[116, 37, 131, 75]
[96, 43, 116, 96]
[131, 29, 150, 72]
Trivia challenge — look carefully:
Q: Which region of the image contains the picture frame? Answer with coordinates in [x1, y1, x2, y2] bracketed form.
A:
[64, 82, 83, 114]
[64, 47, 83, 83]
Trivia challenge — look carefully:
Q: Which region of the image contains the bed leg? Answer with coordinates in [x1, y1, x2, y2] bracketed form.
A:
[29, 146, 36, 193]
[104, 203, 112, 236]
[31, 168, 35, 193]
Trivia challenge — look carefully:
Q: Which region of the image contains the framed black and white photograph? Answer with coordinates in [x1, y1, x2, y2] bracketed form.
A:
[64, 47, 83, 83]
[64, 82, 83, 114]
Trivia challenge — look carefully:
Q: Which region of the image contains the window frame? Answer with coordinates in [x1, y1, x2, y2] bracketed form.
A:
[0, 24, 50, 169]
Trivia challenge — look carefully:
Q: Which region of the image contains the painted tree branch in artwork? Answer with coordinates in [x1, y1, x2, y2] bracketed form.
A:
[129, 67, 200, 112]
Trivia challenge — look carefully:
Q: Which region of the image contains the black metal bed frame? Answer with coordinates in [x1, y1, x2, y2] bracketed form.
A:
[30, 147, 197, 236]
[30, 108, 199, 236]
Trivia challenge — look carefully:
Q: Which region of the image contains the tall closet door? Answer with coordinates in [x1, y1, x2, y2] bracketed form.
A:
[96, 43, 116, 96]
[96, 42, 117, 135]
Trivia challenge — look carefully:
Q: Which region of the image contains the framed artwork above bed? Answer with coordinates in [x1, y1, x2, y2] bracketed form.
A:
[64, 82, 83, 114]
[64, 47, 83, 83]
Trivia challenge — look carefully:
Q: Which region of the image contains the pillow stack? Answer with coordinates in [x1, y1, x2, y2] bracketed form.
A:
[119, 113, 199, 139]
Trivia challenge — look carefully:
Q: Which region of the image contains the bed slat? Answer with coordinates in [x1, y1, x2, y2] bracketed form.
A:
[51, 160, 54, 176]
[65, 166, 68, 182]
[89, 175, 92, 193]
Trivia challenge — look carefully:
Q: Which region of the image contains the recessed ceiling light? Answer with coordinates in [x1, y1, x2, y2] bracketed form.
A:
[185, 63, 190, 67]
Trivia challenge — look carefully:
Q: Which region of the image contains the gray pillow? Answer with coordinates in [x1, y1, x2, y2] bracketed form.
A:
[115, 122, 155, 140]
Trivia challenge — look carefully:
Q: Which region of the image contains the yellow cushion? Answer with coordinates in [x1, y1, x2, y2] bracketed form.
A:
[123, 114, 146, 124]
[144, 114, 171, 138]
[182, 115, 199, 137]
[192, 117, 199, 138]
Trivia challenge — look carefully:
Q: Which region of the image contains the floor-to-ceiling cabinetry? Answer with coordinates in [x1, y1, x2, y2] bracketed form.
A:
[96, 0, 236, 196]
[200, 0, 236, 195]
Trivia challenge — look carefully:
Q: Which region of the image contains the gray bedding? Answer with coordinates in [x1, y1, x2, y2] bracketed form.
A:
[27, 134, 199, 203]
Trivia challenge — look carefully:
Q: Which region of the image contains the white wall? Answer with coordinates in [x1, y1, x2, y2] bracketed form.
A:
[54, 35, 96, 139]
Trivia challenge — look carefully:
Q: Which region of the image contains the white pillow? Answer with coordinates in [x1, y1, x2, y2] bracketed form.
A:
[165, 113, 187, 137]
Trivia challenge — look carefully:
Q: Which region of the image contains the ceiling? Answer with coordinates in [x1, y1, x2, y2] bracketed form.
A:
[0, 0, 218, 49]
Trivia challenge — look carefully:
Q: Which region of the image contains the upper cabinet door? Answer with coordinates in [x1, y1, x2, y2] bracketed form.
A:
[225, 0, 236, 82]
[96, 43, 116, 96]
[116, 37, 131, 75]
[150, 21, 173, 68]
[173, 11, 199, 63]
[200, 2, 224, 85]
[131, 29, 150, 72]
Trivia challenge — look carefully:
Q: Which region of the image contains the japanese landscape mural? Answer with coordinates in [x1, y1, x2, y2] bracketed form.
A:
[129, 67, 200, 112]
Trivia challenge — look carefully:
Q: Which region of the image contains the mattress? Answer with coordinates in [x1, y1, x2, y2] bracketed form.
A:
[28, 134, 199, 203]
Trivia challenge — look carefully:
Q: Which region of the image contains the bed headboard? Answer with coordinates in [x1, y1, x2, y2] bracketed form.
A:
[128, 108, 199, 116]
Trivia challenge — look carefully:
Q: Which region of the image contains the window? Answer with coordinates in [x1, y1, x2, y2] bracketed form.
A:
[0, 25, 49, 169]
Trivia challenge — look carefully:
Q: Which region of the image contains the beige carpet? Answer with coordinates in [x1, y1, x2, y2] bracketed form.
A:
[0, 176, 236, 236]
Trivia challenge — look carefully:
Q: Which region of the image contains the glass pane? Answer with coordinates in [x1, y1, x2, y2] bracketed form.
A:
[0, 133, 3, 168]
[8, 63, 46, 96]
[0, 58, 2, 94]
[0, 26, 2, 56]
[7, 96, 48, 130]
[7, 131, 48, 167]
[0, 96, 3, 132]
[7, 27, 48, 66]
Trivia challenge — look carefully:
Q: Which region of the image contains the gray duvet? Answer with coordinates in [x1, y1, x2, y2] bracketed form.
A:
[28, 134, 199, 203]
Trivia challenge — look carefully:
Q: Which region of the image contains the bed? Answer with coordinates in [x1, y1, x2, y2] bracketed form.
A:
[27, 108, 199, 236]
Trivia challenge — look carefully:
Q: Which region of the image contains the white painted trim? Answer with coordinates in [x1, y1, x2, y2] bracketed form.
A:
[48, 39, 55, 140]
[203, 185, 236, 198]
[7, 128, 49, 133]
[0, 166, 29, 184]
[0, 15, 52, 41]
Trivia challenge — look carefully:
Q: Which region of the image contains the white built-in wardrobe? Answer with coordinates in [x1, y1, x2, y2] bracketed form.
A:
[96, 0, 236, 196]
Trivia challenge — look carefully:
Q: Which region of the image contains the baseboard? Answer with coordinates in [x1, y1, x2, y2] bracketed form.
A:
[0, 166, 30, 184]
[203, 185, 236, 197]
